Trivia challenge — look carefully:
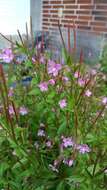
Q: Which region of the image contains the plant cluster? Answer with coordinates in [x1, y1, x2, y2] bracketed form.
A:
[0, 27, 107, 190]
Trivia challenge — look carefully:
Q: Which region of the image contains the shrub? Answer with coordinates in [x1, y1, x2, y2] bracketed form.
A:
[0, 27, 107, 190]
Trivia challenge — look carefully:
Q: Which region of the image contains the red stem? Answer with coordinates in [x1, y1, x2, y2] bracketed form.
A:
[79, 49, 83, 64]
[72, 21, 76, 53]
[68, 26, 71, 53]
[92, 105, 105, 127]
[76, 78, 92, 105]
[11, 101, 19, 125]
[0, 64, 17, 143]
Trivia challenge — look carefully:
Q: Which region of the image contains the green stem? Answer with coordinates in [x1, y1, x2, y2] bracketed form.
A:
[92, 156, 99, 177]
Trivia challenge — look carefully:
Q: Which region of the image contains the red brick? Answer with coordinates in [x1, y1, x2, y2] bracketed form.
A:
[63, 0, 75, 4]
[76, 10, 91, 14]
[63, 10, 74, 14]
[80, 5, 94, 9]
[43, 1, 49, 4]
[65, 5, 78, 9]
[50, 1, 61, 4]
[78, 0, 92, 3]
[90, 21, 106, 27]
[78, 15, 93, 20]
[42, 0, 107, 34]
[96, 5, 107, 10]
[92, 27, 107, 32]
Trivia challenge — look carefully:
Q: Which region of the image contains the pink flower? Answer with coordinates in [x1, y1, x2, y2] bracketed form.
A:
[61, 137, 74, 148]
[68, 159, 73, 167]
[90, 69, 97, 76]
[77, 144, 91, 154]
[59, 99, 67, 109]
[85, 89, 92, 97]
[48, 59, 55, 66]
[32, 57, 36, 63]
[40, 56, 45, 64]
[48, 60, 62, 76]
[102, 97, 107, 105]
[19, 106, 28, 115]
[46, 140, 52, 148]
[37, 129, 45, 137]
[63, 159, 74, 167]
[54, 159, 60, 167]
[78, 78, 85, 87]
[8, 87, 14, 97]
[62, 76, 69, 82]
[8, 105, 14, 115]
[0, 48, 14, 63]
[38, 82, 48, 92]
[48, 79, 55, 86]
[74, 71, 80, 79]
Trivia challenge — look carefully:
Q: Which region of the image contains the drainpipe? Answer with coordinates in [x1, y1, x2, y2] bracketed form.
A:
[30, 0, 42, 33]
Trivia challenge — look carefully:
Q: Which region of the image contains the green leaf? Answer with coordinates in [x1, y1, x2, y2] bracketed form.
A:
[12, 158, 27, 170]
[57, 121, 66, 135]
[29, 88, 40, 95]
[35, 186, 44, 190]
[56, 181, 64, 190]
[86, 134, 98, 144]
[31, 78, 38, 85]
[47, 91, 56, 100]
[87, 164, 100, 175]
[67, 175, 84, 183]
[0, 162, 9, 177]
[25, 60, 33, 67]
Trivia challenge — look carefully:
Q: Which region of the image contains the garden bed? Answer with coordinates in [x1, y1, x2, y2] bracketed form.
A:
[0, 28, 107, 190]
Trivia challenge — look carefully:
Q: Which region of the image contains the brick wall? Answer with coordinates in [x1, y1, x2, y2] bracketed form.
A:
[41, 0, 107, 63]
[42, 0, 107, 34]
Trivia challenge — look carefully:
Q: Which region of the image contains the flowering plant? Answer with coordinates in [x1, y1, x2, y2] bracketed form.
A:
[0, 28, 107, 190]
[100, 44, 107, 73]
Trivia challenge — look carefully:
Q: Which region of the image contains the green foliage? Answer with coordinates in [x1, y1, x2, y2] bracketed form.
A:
[0, 34, 107, 190]
[100, 44, 107, 73]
